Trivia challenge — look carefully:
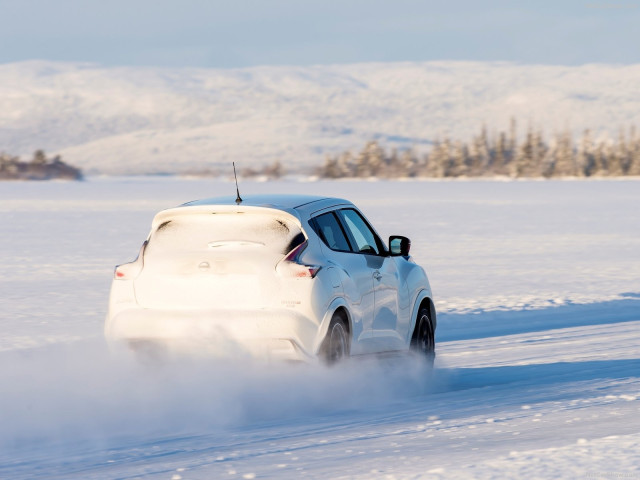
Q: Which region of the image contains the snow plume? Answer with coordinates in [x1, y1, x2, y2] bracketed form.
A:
[0, 340, 437, 450]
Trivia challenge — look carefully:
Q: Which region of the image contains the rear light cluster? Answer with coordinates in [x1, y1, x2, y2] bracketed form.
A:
[114, 264, 140, 280]
[276, 240, 321, 278]
[114, 241, 147, 280]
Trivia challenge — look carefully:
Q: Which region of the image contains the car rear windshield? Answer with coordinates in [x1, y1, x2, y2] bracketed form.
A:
[145, 213, 305, 257]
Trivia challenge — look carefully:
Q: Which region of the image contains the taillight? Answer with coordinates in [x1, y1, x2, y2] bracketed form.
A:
[287, 264, 322, 278]
[113, 241, 147, 280]
[276, 240, 321, 278]
[113, 262, 141, 280]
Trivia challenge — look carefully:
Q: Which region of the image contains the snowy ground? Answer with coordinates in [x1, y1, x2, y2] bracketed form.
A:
[1, 178, 639, 479]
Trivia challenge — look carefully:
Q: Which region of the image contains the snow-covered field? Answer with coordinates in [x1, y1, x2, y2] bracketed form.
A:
[1, 178, 639, 479]
[3, 61, 640, 174]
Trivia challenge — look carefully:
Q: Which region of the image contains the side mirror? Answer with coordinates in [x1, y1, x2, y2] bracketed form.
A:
[389, 235, 411, 256]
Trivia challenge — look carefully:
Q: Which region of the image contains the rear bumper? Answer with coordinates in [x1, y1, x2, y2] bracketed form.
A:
[105, 307, 321, 361]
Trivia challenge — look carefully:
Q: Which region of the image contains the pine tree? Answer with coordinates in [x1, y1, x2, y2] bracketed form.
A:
[450, 140, 468, 177]
[264, 160, 284, 179]
[354, 149, 370, 178]
[337, 151, 354, 177]
[628, 126, 640, 176]
[438, 137, 454, 177]
[354, 141, 384, 177]
[532, 129, 547, 177]
[367, 141, 385, 176]
[400, 148, 417, 177]
[0, 153, 9, 171]
[469, 125, 490, 175]
[550, 130, 576, 176]
[508, 117, 517, 164]
[492, 132, 509, 176]
[31, 150, 47, 166]
[577, 129, 596, 176]
[610, 129, 629, 175]
[321, 155, 339, 178]
[386, 148, 401, 178]
[422, 138, 448, 177]
[593, 140, 610, 176]
[514, 126, 536, 177]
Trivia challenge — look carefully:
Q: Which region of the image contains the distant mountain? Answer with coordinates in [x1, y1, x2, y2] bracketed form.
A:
[1, 60, 640, 175]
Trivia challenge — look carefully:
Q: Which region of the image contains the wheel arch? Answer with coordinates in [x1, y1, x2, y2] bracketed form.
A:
[407, 290, 436, 344]
[313, 297, 353, 355]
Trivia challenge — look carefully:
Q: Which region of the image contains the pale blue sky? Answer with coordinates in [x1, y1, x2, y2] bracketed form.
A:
[1, 0, 639, 67]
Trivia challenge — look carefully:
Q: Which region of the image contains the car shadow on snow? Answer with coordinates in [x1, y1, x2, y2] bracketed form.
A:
[433, 358, 640, 395]
[436, 293, 640, 342]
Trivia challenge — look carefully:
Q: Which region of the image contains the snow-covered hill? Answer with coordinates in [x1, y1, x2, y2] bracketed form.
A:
[2, 60, 640, 174]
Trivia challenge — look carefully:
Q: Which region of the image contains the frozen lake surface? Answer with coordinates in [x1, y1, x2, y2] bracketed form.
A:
[1, 178, 639, 479]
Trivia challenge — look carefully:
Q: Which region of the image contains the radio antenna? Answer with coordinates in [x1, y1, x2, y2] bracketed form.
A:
[233, 162, 242, 205]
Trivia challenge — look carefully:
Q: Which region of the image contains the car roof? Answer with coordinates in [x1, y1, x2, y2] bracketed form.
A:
[182, 194, 350, 211]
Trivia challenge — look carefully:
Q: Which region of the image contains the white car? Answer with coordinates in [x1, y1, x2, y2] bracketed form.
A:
[105, 194, 436, 364]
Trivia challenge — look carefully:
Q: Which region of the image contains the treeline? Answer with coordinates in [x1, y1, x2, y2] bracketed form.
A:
[319, 121, 640, 178]
[0, 150, 82, 180]
[185, 161, 286, 180]
[238, 161, 285, 179]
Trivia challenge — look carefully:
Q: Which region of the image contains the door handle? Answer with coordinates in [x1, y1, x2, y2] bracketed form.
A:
[373, 271, 382, 281]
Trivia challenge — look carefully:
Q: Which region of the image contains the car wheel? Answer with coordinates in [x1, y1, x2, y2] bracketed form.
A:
[320, 311, 350, 365]
[411, 307, 435, 366]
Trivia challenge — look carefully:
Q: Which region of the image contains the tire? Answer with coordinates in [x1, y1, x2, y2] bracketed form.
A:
[320, 311, 350, 365]
[411, 307, 435, 366]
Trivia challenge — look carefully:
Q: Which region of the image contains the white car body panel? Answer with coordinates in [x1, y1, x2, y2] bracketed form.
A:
[319, 248, 374, 355]
[105, 194, 435, 361]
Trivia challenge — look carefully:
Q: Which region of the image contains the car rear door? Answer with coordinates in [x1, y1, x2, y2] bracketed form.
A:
[310, 211, 375, 354]
[336, 209, 404, 352]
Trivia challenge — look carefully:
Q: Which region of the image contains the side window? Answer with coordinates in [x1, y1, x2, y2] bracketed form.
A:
[337, 209, 382, 256]
[311, 212, 352, 252]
